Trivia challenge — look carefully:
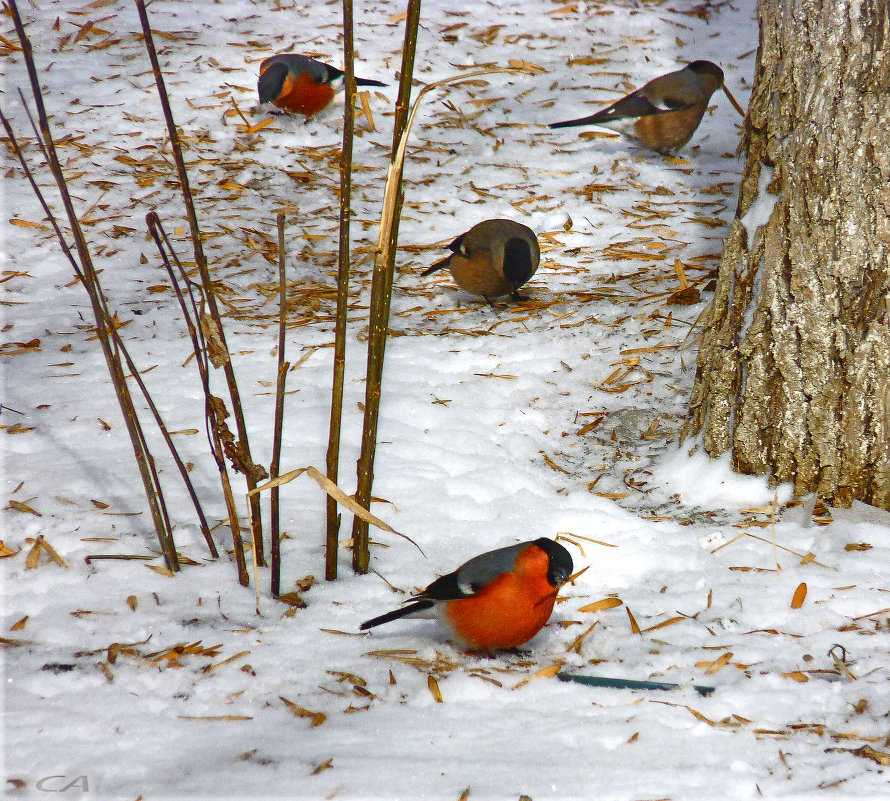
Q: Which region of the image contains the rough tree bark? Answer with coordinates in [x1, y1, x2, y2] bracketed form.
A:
[683, 0, 890, 508]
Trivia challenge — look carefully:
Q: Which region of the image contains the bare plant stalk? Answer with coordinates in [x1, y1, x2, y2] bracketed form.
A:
[134, 0, 267, 565]
[325, 0, 358, 581]
[271, 212, 289, 597]
[2, 111, 215, 559]
[147, 214, 249, 585]
[350, 0, 423, 574]
[6, 0, 179, 571]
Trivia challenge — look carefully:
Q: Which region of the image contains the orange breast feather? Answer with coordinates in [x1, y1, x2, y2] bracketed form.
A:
[444, 545, 557, 649]
[274, 71, 336, 118]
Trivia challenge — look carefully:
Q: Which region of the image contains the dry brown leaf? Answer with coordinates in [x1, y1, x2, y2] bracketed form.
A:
[684, 706, 718, 726]
[277, 591, 306, 608]
[643, 615, 685, 633]
[310, 757, 333, 775]
[8, 500, 41, 516]
[626, 607, 641, 635]
[666, 286, 701, 305]
[782, 671, 809, 682]
[428, 674, 443, 703]
[512, 663, 562, 690]
[848, 745, 890, 766]
[566, 622, 599, 654]
[507, 58, 545, 73]
[280, 696, 326, 726]
[0, 540, 19, 558]
[791, 582, 807, 609]
[578, 597, 623, 613]
[703, 652, 733, 675]
[10, 616, 28, 631]
[25, 539, 41, 569]
[203, 651, 250, 674]
[674, 258, 689, 289]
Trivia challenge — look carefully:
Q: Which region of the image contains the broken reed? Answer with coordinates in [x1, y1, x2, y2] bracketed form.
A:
[325, 0, 358, 581]
[271, 212, 290, 597]
[134, 0, 267, 565]
[351, 0, 424, 574]
[146, 214, 249, 585]
[5, 0, 180, 572]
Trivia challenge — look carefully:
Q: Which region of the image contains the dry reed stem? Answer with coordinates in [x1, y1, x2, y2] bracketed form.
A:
[6, 0, 179, 571]
[351, 0, 423, 575]
[147, 214, 248, 583]
[271, 212, 288, 597]
[3, 110, 214, 559]
[326, 0, 357, 582]
[135, 0, 265, 564]
[351, 63, 543, 573]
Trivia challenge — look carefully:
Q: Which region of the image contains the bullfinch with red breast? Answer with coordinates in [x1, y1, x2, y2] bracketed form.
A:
[548, 60, 725, 153]
[257, 53, 386, 119]
[359, 538, 573, 650]
[422, 218, 540, 301]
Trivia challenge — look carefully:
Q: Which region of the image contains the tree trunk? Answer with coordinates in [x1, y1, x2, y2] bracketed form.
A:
[683, 0, 890, 508]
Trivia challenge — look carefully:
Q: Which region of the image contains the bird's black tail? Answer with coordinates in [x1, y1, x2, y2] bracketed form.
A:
[359, 599, 434, 630]
[548, 114, 602, 129]
[421, 254, 452, 277]
[356, 77, 388, 88]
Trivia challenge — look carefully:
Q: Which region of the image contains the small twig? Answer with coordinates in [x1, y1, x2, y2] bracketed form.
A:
[722, 84, 747, 117]
[85, 555, 156, 564]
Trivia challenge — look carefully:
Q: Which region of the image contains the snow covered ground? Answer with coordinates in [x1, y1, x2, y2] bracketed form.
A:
[3, 0, 889, 799]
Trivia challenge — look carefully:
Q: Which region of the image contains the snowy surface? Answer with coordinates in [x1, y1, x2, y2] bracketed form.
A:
[3, 1, 889, 799]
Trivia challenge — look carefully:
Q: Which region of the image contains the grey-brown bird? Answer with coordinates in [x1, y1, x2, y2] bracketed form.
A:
[421, 219, 540, 301]
[548, 60, 725, 153]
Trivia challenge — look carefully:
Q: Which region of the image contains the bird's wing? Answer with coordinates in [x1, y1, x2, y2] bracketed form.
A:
[597, 90, 670, 120]
[638, 70, 704, 112]
[270, 53, 333, 83]
[420, 542, 528, 601]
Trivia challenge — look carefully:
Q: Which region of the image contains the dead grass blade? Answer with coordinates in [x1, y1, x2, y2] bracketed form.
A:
[249, 466, 425, 556]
